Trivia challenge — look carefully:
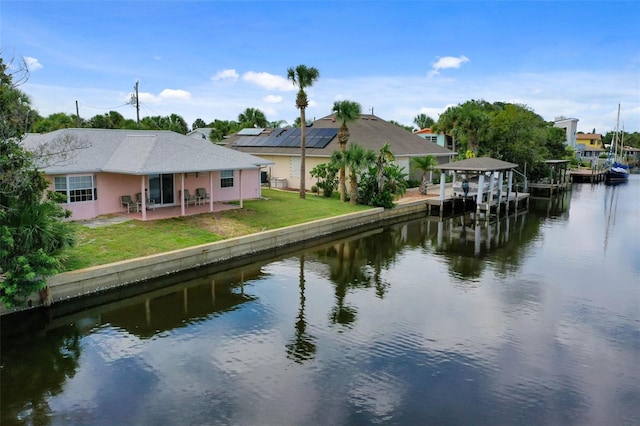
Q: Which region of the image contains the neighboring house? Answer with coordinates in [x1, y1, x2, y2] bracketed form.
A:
[553, 116, 580, 152]
[187, 127, 214, 141]
[576, 133, 604, 162]
[413, 128, 452, 150]
[21, 128, 271, 221]
[227, 114, 456, 190]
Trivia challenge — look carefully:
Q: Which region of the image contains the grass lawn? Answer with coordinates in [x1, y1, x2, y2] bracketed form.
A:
[63, 188, 371, 270]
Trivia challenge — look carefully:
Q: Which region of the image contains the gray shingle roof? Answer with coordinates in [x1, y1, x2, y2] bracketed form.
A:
[228, 114, 455, 158]
[22, 128, 271, 175]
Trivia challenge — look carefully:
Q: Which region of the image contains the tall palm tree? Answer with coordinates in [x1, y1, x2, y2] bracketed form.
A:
[344, 143, 376, 205]
[375, 143, 394, 194]
[412, 155, 438, 195]
[332, 100, 362, 202]
[287, 65, 320, 199]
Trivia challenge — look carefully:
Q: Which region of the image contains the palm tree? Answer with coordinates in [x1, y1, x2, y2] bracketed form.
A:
[413, 113, 435, 130]
[238, 107, 268, 128]
[344, 143, 376, 205]
[332, 100, 362, 202]
[287, 65, 320, 199]
[412, 155, 438, 194]
[375, 143, 394, 194]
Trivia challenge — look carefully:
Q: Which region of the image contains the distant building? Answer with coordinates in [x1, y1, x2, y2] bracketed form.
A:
[553, 116, 580, 152]
[576, 133, 604, 162]
[414, 128, 452, 151]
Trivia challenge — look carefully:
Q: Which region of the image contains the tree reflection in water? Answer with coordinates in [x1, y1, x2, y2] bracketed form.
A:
[286, 255, 317, 363]
[1, 324, 81, 426]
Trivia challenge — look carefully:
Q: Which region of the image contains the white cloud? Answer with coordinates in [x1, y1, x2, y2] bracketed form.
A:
[243, 71, 294, 91]
[429, 55, 470, 77]
[138, 89, 191, 104]
[263, 95, 283, 103]
[211, 69, 239, 81]
[159, 88, 191, 101]
[24, 56, 43, 71]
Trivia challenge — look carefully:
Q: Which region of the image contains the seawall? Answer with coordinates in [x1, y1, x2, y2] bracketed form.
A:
[1, 199, 430, 317]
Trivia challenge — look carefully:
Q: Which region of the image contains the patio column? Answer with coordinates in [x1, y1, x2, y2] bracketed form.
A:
[497, 171, 504, 201]
[506, 170, 513, 203]
[140, 175, 147, 221]
[209, 171, 214, 212]
[239, 170, 243, 209]
[180, 173, 186, 216]
[439, 171, 446, 200]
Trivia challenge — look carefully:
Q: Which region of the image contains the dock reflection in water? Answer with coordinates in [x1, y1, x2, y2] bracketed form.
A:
[2, 177, 639, 425]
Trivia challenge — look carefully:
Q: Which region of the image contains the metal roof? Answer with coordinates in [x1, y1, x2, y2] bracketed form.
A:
[438, 157, 519, 172]
[22, 128, 272, 175]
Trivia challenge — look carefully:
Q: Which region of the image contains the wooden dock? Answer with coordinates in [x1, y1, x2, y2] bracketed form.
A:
[426, 191, 530, 219]
[569, 168, 607, 183]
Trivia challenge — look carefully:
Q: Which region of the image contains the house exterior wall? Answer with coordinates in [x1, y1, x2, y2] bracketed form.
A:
[47, 169, 262, 221]
[553, 117, 579, 149]
[260, 154, 330, 190]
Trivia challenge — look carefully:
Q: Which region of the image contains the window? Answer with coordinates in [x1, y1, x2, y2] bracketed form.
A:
[220, 170, 234, 188]
[55, 175, 96, 202]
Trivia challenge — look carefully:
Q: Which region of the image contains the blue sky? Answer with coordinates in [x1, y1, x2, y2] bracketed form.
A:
[2, 1, 639, 133]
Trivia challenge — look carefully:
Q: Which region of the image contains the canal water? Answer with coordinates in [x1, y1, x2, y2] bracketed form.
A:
[2, 176, 639, 425]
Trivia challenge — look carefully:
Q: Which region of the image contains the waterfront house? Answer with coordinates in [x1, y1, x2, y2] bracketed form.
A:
[21, 128, 271, 221]
[227, 114, 456, 190]
[576, 133, 604, 164]
[414, 128, 453, 151]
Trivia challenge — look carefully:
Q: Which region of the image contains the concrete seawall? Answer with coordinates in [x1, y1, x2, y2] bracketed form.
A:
[1, 199, 430, 316]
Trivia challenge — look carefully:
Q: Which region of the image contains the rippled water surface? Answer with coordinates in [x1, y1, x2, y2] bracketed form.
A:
[2, 176, 639, 425]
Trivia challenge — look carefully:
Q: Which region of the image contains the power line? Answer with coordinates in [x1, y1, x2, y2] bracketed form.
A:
[77, 101, 130, 110]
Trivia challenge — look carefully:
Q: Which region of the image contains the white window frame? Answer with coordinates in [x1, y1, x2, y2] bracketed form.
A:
[54, 175, 96, 203]
[220, 170, 234, 188]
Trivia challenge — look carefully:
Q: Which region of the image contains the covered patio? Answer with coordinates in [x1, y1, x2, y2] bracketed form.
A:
[120, 201, 241, 221]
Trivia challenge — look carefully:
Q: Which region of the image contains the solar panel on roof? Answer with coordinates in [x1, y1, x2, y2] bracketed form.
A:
[237, 128, 265, 136]
[232, 127, 337, 149]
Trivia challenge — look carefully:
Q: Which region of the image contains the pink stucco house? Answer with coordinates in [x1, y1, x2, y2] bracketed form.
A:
[22, 128, 272, 221]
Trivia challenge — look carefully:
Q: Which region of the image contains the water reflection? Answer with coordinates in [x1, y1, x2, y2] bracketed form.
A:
[2, 178, 638, 425]
[286, 255, 316, 363]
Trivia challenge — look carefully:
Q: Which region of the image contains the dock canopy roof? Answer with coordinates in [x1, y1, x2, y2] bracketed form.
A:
[438, 157, 518, 172]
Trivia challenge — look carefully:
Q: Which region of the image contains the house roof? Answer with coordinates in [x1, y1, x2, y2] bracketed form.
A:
[227, 114, 455, 158]
[577, 133, 602, 139]
[22, 128, 271, 175]
[438, 157, 518, 172]
[187, 128, 214, 139]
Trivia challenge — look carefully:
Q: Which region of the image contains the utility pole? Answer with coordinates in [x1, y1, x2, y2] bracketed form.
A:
[134, 80, 140, 127]
[75, 100, 80, 127]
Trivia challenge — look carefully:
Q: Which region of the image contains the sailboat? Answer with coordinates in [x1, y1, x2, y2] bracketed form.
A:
[605, 104, 629, 183]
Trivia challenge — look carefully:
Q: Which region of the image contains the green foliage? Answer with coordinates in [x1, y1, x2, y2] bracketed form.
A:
[357, 145, 407, 208]
[412, 155, 438, 195]
[238, 107, 268, 128]
[0, 55, 76, 308]
[310, 162, 338, 197]
[413, 113, 435, 130]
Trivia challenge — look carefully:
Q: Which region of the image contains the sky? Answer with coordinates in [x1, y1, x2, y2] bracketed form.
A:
[2, 0, 639, 134]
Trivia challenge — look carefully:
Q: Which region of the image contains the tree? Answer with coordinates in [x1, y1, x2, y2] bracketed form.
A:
[433, 100, 493, 155]
[375, 143, 394, 194]
[332, 100, 362, 202]
[343, 143, 376, 205]
[238, 107, 268, 128]
[270, 119, 287, 128]
[412, 155, 438, 195]
[309, 162, 338, 197]
[192, 118, 207, 130]
[287, 64, 320, 199]
[389, 120, 414, 132]
[413, 113, 435, 130]
[0, 55, 75, 308]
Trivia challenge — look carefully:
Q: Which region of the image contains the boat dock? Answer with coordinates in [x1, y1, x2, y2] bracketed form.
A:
[426, 191, 530, 219]
[569, 168, 607, 183]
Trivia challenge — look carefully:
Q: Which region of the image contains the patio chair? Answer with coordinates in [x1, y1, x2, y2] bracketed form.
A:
[196, 188, 210, 205]
[120, 195, 138, 213]
[136, 192, 156, 211]
[182, 189, 198, 206]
